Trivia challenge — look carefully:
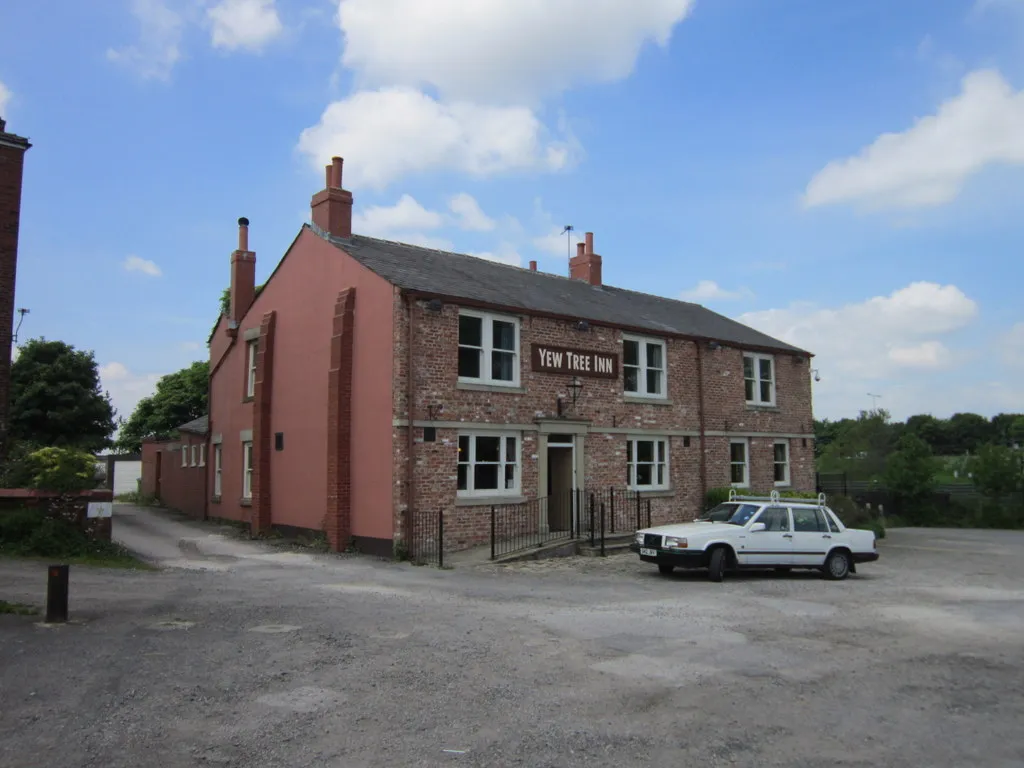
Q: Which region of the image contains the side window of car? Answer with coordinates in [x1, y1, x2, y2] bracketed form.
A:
[757, 507, 790, 532]
[824, 508, 841, 533]
[793, 508, 824, 532]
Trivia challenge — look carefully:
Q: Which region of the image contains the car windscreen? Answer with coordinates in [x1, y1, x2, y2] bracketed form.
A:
[698, 503, 761, 526]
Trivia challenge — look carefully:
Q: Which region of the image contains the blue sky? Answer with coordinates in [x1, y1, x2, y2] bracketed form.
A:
[1, 0, 1022, 424]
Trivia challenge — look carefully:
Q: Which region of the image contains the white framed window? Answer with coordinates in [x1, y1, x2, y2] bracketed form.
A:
[242, 440, 253, 499]
[627, 437, 670, 491]
[246, 340, 258, 398]
[181, 444, 187, 468]
[623, 335, 667, 398]
[191, 445, 198, 467]
[730, 439, 749, 487]
[199, 444, 206, 467]
[213, 445, 222, 497]
[457, 310, 520, 386]
[773, 440, 790, 486]
[743, 352, 775, 406]
[457, 432, 520, 497]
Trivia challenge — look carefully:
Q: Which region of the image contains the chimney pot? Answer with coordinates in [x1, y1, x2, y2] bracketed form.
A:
[331, 156, 343, 188]
[237, 217, 250, 251]
[324, 164, 332, 188]
[529, 260, 537, 271]
[576, 242, 586, 258]
[585, 232, 594, 253]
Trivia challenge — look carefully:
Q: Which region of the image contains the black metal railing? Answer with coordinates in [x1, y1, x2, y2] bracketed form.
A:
[409, 508, 444, 567]
[490, 488, 653, 560]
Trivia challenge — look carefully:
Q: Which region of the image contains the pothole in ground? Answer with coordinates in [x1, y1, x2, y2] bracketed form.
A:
[248, 624, 302, 634]
[149, 619, 196, 630]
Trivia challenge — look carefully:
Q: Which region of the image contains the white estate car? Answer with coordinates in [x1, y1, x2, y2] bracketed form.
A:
[631, 491, 879, 582]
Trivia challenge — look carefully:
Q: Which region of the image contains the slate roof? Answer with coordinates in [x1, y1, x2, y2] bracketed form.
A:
[312, 226, 808, 355]
[178, 415, 209, 435]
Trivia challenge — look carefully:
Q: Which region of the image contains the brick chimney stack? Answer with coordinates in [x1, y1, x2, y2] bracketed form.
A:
[569, 231, 602, 286]
[0, 118, 31, 461]
[230, 217, 256, 323]
[311, 156, 353, 239]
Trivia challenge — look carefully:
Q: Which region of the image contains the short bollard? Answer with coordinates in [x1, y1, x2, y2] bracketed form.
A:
[45, 565, 69, 623]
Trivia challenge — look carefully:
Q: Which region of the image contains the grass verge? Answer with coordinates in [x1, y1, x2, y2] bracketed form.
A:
[0, 600, 38, 615]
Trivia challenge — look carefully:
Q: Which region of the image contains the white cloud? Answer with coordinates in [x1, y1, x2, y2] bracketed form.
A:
[297, 87, 573, 190]
[123, 255, 162, 277]
[178, 341, 203, 353]
[106, 0, 184, 81]
[804, 69, 1024, 210]
[680, 280, 751, 302]
[0, 80, 11, 115]
[353, 194, 444, 236]
[100, 362, 162, 421]
[336, 0, 695, 103]
[208, 0, 283, 51]
[532, 227, 579, 258]
[449, 193, 495, 232]
[739, 282, 979, 418]
[1002, 322, 1024, 367]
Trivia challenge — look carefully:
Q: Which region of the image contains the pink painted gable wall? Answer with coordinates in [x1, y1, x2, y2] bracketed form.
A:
[208, 227, 395, 540]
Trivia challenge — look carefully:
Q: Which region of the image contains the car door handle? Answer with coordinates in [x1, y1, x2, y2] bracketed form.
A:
[782, 534, 793, 539]
[822, 534, 832, 539]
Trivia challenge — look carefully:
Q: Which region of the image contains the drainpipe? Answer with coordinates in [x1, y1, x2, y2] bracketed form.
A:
[696, 341, 707, 506]
[404, 292, 416, 546]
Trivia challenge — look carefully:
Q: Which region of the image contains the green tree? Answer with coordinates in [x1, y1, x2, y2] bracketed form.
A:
[9, 338, 116, 452]
[818, 409, 895, 480]
[991, 413, 1024, 447]
[967, 445, 1023, 502]
[905, 414, 951, 455]
[884, 434, 937, 515]
[947, 412, 994, 455]
[115, 361, 209, 453]
[1011, 417, 1024, 448]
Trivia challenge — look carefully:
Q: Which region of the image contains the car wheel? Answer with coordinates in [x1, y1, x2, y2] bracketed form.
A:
[658, 564, 674, 575]
[824, 550, 851, 581]
[708, 548, 726, 583]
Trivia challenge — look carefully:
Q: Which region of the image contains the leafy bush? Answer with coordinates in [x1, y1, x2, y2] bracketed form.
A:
[0, 506, 137, 562]
[704, 487, 733, 509]
[0, 439, 43, 488]
[22, 447, 98, 493]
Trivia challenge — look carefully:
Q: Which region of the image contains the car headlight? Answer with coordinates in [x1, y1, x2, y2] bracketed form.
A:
[663, 536, 688, 549]
[635, 532, 644, 545]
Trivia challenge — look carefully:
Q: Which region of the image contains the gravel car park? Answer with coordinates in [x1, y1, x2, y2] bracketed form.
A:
[1, 505, 1023, 768]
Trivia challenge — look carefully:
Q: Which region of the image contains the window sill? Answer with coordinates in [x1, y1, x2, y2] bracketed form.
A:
[240, 498, 252, 507]
[629, 489, 675, 499]
[211, 495, 221, 504]
[457, 382, 525, 394]
[623, 395, 672, 406]
[745, 403, 780, 412]
[774, 483, 791, 489]
[455, 494, 526, 507]
[242, 396, 255, 404]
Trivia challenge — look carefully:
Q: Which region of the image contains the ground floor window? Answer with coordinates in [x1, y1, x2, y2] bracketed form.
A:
[181, 445, 187, 467]
[213, 445, 222, 497]
[457, 432, 520, 497]
[730, 439, 749, 487]
[773, 440, 790, 486]
[627, 437, 669, 490]
[242, 441, 253, 499]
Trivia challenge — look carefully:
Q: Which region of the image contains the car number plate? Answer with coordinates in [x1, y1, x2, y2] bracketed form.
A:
[640, 547, 657, 557]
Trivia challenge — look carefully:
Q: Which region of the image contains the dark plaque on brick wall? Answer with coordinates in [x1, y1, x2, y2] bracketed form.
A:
[530, 344, 619, 379]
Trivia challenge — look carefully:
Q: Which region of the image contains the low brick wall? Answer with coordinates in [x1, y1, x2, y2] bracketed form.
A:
[0, 488, 114, 541]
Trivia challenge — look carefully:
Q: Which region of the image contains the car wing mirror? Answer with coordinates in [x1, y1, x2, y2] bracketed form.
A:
[749, 522, 766, 533]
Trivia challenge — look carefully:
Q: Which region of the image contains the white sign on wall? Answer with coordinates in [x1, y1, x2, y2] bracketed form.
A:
[86, 501, 113, 519]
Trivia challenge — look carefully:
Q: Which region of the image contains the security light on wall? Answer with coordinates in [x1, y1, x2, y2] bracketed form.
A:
[811, 368, 821, 382]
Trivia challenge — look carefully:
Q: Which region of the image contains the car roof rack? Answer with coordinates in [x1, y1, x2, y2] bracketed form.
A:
[727, 489, 829, 508]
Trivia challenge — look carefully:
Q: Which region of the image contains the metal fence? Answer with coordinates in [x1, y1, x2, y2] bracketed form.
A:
[490, 488, 652, 560]
[409, 507, 444, 567]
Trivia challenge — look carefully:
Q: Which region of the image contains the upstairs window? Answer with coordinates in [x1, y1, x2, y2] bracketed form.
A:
[458, 311, 519, 386]
[623, 336, 666, 398]
[246, 340, 258, 398]
[743, 353, 775, 406]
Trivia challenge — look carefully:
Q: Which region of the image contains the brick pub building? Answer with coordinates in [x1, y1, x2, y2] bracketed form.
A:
[148, 156, 815, 556]
[0, 117, 31, 461]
